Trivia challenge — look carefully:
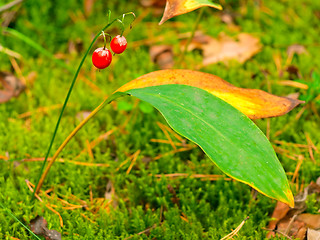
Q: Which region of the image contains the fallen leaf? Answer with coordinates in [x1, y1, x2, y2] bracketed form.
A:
[149, 45, 174, 69]
[219, 12, 241, 31]
[0, 71, 25, 103]
[30, 216, 47, 235]
[159, 0, 222, 25]
[180, 31, 213, 52]
[220, 12, 234, 25]
[307, 229, 320, 240]
[116, 69, 302, 119]
[43, 229, 62, 240]
[286, 44, 308, 66]
[266, 201, 290, 238]
[287, 44, 307, 57]
[287, 92, 301, 100]
[202, 33, 262, 65]
[297, 214, 320, 229]
[276, 217, 307, 239]
[30, 216, 61, 240]
[267, 178, 320, 239]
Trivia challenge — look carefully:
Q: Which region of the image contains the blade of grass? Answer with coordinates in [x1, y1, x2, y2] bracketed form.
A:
[0, 202, 41, 240]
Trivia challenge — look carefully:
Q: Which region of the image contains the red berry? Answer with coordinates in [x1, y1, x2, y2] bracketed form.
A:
[110, 35, 127, 54]
[92, 47, 112, 69]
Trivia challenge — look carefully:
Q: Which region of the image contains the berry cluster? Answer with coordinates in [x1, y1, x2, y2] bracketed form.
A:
[92, 35, 127, 69]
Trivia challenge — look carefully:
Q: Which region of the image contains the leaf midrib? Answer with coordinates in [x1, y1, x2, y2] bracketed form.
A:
[134, 91, 238, 150]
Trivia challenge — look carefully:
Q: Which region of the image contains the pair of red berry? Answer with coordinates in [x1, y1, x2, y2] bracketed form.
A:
[92, 35, 127, 69]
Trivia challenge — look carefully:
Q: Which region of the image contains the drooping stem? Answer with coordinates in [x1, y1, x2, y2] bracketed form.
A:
[33, 18, 119, 199]
[177, 8, 204, 67]
[34, 97, 111, 194]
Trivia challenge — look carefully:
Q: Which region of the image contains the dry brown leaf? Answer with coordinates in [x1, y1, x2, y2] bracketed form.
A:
[30, 216, 61, 240]
[287, 44, 307, 57]
[180, 31, 213, 51]
[267, 201, 290, 238]
[267, 178, 320, 239]
[285, 44, 307, 66]
[297, 214, 320, 229]
[307, 229, 320, 240]
[202, 33, 262, 65]
[149, 45, 174, 69]
[180, 32, 262, 65]
[117, 69, 302, 119]
[219, 12, 241, 31]
[159, 0, 222, 25]
[0, 71, 25, 103]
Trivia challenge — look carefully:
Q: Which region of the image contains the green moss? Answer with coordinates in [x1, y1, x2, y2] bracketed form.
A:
[0, 0, 319, 239]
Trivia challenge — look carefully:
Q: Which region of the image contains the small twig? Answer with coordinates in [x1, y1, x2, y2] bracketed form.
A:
[285, 214, 298, 235]
[263, 228, 293, 240]
[156, 122, 177, 150]
[126, 150, 141, 175]
[291, 155, 304, 183]
[0, 0, 23, 13]
[123, 224, 157, 240]
[220, 216, 249, 240]
[153, 147, 195, 160]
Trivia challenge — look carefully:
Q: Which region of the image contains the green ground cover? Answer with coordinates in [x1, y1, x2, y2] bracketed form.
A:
[0, 0, 319, 239]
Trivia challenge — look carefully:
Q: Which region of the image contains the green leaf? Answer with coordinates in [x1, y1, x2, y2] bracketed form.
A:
[116, 84, 293, 206]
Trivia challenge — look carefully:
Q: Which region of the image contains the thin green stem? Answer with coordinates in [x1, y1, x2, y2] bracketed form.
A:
[32, 18, 118, 199]
[0, 202, 41, 240]
[177, 8, 204, 67]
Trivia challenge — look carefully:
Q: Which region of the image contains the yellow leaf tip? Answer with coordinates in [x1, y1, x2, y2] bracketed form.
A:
[284, 189, 295, 208]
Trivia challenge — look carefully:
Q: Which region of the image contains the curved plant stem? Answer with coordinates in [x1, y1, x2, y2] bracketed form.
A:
[33, 19, 119, 198]
[35, 97, 111, 194]
[177, 8, 204, 67]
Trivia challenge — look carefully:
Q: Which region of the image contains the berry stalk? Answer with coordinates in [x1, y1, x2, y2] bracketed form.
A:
[33, 12, 135, 197]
